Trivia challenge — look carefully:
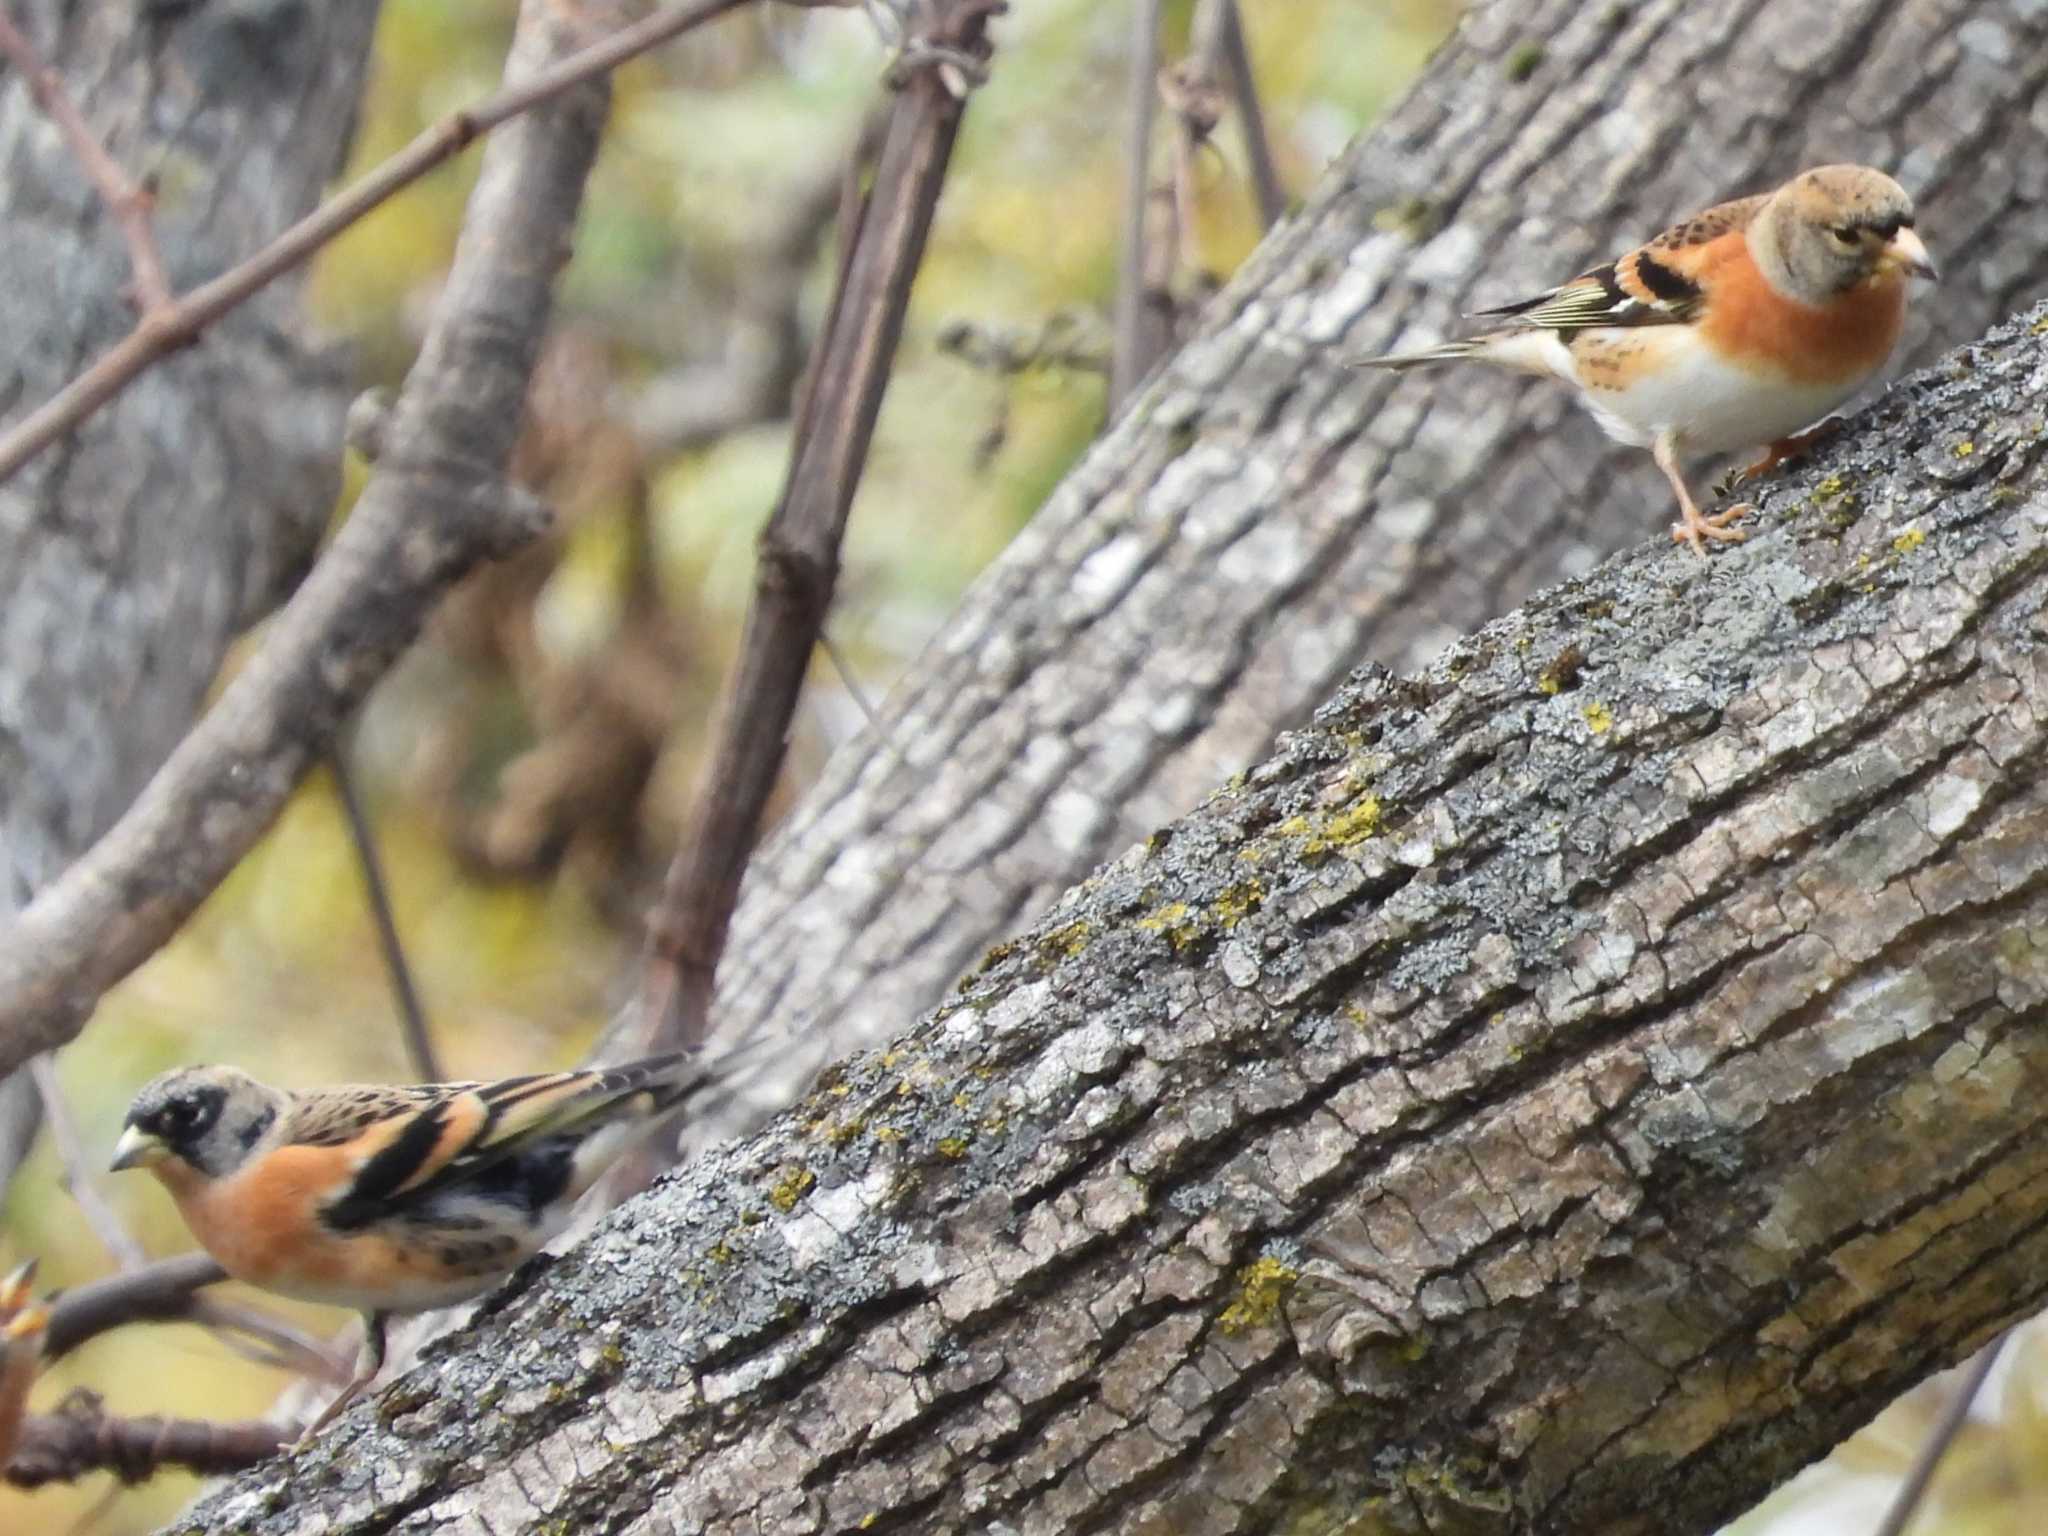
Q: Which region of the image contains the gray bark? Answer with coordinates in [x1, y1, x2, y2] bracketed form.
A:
[0, 0, 379, 1177]
[697, 0, 2048, 1145]
[165, 289, 2048, 1533]
[0, 0, 376, 895]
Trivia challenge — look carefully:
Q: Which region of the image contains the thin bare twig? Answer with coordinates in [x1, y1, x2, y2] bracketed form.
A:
[637, 0, 1006, 1056]
[0, 0, 750, 489]
[328, 744, 440, 1081]
[1109, 0, 1168, 414]
[819, 630, 879, 726]
[1870, 1327, 2011, 1536]
[1197, 0, 1284, 228]
[0, 8, 173, 313]
[0, 0, 621, 1079]
[29, 1056, 145, 1271]
[6, 1390, 286, 1487]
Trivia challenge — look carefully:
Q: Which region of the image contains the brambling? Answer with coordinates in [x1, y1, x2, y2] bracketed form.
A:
[1358, 164, 1937, 554]
[110, 1047, 759, 1436]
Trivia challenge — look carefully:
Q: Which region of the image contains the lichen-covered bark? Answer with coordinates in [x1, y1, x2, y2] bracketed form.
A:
[699, 0, 2048, 1144]
[172, 296, 2048, 1534]
[0, 0, 374, 899]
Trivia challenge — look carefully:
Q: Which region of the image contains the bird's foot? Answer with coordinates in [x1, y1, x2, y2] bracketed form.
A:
[1723, 419, 1846, 492]
[1671, 500, 1752, 557]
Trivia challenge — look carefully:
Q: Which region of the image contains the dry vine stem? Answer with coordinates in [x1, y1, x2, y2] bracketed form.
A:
[638, 0, 1006, 1055]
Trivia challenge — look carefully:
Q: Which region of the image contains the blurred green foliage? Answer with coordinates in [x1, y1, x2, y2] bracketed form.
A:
[1, 2, 1450, 1528]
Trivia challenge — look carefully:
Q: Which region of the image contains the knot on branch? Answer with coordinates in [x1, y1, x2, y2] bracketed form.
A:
[5, 1388, 285, 1488]
[884, 0, 1005, 98]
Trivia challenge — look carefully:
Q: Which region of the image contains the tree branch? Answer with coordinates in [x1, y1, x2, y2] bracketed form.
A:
[0, 0, 620, 1078]
[0, 7, 172, 312]
[6, 1391, 284, 1488]
[39, 1255, 225, 1364]
[329, 743, 440, 1082]
[637, 0, 1005, 1052]
[0, 0, 750, 489]
[1196, 0, 1283, 228]
[152, 288, 2048, 1531]
[1108, 0, 1168, 413]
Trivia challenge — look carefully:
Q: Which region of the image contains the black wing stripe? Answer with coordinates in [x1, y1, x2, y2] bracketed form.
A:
[325, 1100, 453, 1231]
[1631, 252, 1701, 308]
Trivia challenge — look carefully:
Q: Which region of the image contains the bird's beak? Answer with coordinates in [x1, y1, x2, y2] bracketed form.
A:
[1881, 226, 1937, 281]
[109, 1124, 169, 1172]
[0, 1258, 36, 1311]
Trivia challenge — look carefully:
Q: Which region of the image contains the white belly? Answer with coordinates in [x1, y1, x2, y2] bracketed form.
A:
[1564, 328, 1862, 455]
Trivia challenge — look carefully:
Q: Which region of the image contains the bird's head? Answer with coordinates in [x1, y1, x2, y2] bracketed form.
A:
[111, 1067, 283, 1181]
[1765, 164, 1937, 298]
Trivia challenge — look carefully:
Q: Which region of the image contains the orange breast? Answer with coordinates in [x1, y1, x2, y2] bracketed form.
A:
[1695, 232, 1905, 386]
[152, 1147, 511, 1311]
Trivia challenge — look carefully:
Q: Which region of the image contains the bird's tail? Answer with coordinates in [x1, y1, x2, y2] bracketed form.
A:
[1349, 339, 1479, 371]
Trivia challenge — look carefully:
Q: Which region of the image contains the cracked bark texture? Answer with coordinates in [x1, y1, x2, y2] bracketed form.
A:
[696, 0, 2048, 1144]
[171, 295, 2048, 1534]
[0, 0, 376, 1176]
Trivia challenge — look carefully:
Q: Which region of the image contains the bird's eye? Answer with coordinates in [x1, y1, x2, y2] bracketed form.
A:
[1829, 225, 1860, 245]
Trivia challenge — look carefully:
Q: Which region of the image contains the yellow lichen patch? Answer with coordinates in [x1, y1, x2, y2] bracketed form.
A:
[1280, 795, 1384, 860]
[1953, 440, 1976, 458]
[937, 1136, 970, 1159]
[1212, 877, 1266, 927]
[1581, 701, 1614, 736]
[1891, 526, 1926, 555]
[1136, 900, 1204, 951]
[1219, 1256, 1300, 1334]
[2032, 315, 2048, 336]
[768, 1166, 816, 1212]
[872, 1124, 903, 1143]
[1037, 919, 1093, 961]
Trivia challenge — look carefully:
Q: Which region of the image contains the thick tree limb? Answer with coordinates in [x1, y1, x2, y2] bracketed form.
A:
[160, 293, 2048, 1533]
[0, 0, 615, 1078]
[695, 0, 2048, 1150]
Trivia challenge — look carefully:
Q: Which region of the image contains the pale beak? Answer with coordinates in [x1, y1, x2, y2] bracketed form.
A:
[109, 1124, 170, 1172]
[0, 1258, 36, 1311]
[1882, 226, 1937, 281]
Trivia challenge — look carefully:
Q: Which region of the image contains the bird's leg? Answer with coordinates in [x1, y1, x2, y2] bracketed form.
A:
[1733, 417, 1845, 485]
[1654, 430, 1748, 556]
[296, 1310, 389, 1445]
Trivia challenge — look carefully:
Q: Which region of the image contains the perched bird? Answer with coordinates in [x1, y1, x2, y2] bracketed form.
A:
[110, 1047, 762, 1435]
[1356, 164, 1937, 554]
